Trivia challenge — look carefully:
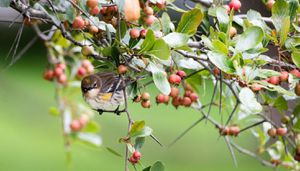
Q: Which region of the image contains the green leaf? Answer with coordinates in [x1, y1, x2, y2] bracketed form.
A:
[279, 19, 290, 46]
[65, 6, 76, 23]
[162, 33, 189, 48]
[212, 39, 228, 54]
[176, 8, 203, 35]
[129, 121, 152, 138]
[292, 49, 300, 68]
[130, 121, 145, 137]
[77, 133, 102, 147]
[0, 0, 11, 7]
[161, 12, 172, 34]
[140, 30, 156, 53]
[81, 121, 100, 133]
[235, 26, 264, 52]
[271, 0, 290, 45]
[207, 51, 234, 74]
[273, 96, 288, 112]
[106, 147, 122, 157]
[143, 166, 151, 171]
[239, 87, 263, 114]
[153, 71, 171, 95]
[150, 161, 165, 171]
[216, 7, 229, 32]
[134, 137, 145, 151]
[289, 0, 299, 21]
[49, 107, 60, 116]
[146, 39, 171, 60]
[293, 104, 300, 117]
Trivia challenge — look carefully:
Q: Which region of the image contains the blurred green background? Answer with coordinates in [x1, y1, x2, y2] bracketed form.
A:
[0, 24, 273, 171]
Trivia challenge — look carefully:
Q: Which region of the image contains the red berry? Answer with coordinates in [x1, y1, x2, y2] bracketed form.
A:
[130, 29, 140, 39]
[144, 15, 156, 26]
[280, 71, 289, 82]
[268, 128, 277, 138]
[100, 6, 107, 14]
[86, 65, 94, 74]
[156, 0, 166, 9]
[184, 90, 192, 97]
[143, 6, 154, 15]
[70, 120, 82, 132]
[224, 5, 230, 14]
[77, 67, 87, 77]
[189, 93, 198, 102]
[268, 76, 280, 85]
[133, 95, 142, 103]
[229, 126, 240, 136]
[156, 94, 165, 104]
[213, 67, 220, 76]
[56, 63, 66, 70]
[141, 100, 151, 108]
[118, 65, 128, 74]
[276, 127, 287, 136]
[128, 156, 138, 164]
[251, 83, 263, 92]
[81, 46, 93, 56]
[220, 127, 230, 136]
[54, 67, 64, 76]
[89, 25, 99, 34]
[132, 151, 141, 160]
[170, 87, 179, 98]
[172, 97, 181, 108]
[291, 69, 300, 78]
[140, 29, 148, 38]
[79, 115, 89, 127]
[164, 95, 170, 104]
[295, 82, 300, 96]
[90, 6, 100, 16]
[72, 16, 85, 29]
[82, 60, 92, 68]
[141, 92, 150, 101]
[229, 26, 237, 37]
[266, 0, 275, 10]
[43, 70, 54, 81]
[86, 0, 98, 8]
[182, 97, 192, 107]
[168, 74, 181, 85]
[229, 0, 241, 11]
[176, 70, 186, 78]
[58, 74, 67, 84]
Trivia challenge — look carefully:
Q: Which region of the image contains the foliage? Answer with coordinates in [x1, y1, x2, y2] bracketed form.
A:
[4, 0, 300, 170]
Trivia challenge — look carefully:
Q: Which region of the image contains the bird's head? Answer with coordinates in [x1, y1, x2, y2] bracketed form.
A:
[81, 75, 101, 97]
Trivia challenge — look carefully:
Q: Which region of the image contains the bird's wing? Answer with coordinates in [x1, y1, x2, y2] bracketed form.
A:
[95, 72, 123, 93]
[96, 72, 137, 93]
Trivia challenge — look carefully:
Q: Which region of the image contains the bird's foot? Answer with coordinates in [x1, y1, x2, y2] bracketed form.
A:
[114, 106, 122, 115]
[97, 109, 104, 115]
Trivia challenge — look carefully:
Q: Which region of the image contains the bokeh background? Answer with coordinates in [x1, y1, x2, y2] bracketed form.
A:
[0, 0, 280, 170]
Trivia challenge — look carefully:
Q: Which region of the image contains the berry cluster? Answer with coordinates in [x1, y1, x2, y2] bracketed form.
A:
[77, 60, 94, 78]
[70, 115, 90, 132]
[43, 63, 67, 84]
[223, 0, 241, 13]
[267, 127, 287, 137]
[128, 151, 142, 165]
[219, 125, 240, 136]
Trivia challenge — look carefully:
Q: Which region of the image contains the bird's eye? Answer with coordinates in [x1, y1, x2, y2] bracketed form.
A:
[83, 88, 87, 92]
[93, 83, 97, 87]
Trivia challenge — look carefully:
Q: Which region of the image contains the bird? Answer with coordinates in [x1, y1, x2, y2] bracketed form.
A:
[81, 72, 134, 115]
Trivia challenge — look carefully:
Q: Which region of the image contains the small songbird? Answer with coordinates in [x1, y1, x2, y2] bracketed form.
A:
[81, 72, 133, 114]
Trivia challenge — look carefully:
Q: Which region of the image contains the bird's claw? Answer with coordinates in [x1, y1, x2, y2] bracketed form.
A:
[114, 106, 121, 115]
[97, 109, 104, 115]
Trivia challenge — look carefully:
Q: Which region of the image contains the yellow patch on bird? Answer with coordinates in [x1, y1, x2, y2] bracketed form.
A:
[101, 93, 112, 100]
